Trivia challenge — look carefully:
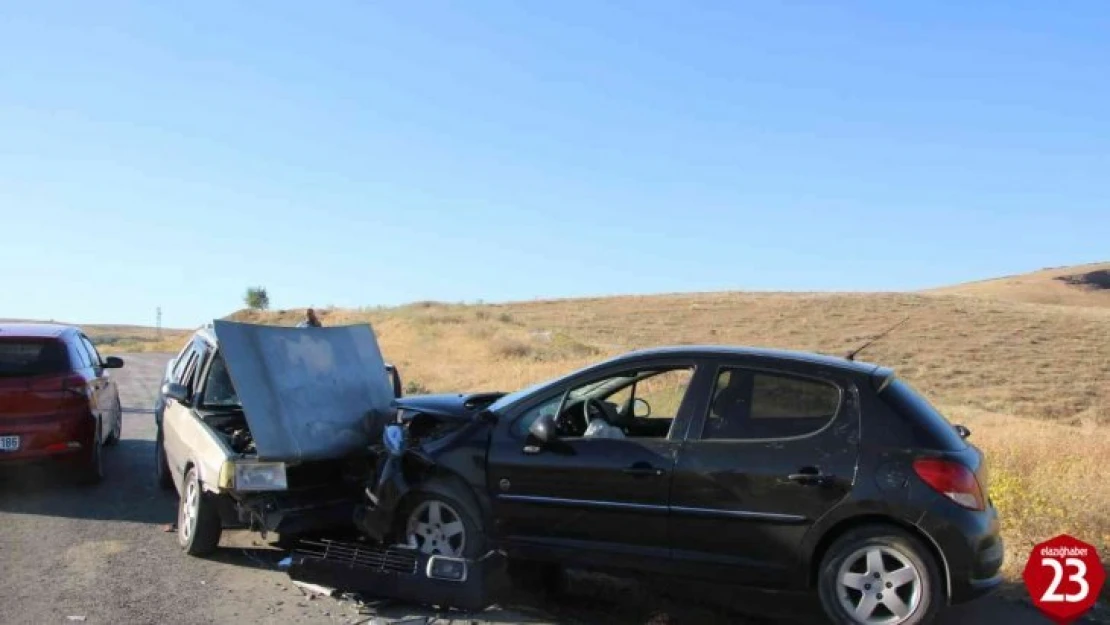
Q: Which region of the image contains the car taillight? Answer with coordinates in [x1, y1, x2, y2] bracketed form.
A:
[912, 458, 985, 511]
[29, 373, 88, 397]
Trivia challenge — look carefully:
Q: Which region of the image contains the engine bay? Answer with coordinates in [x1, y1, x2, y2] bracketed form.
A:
[202, 410, 256, 456]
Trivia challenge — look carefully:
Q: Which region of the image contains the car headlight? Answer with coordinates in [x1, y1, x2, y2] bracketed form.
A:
[218, 461, 287, 491]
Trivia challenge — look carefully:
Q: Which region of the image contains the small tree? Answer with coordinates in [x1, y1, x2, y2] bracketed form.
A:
[244, 286, 270, 311]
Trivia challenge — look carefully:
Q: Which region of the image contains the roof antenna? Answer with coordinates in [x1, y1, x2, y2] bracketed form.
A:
[846, 316, 911, 361]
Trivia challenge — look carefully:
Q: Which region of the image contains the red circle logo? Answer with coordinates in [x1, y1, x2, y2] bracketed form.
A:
[1022, 534, 1105, 624]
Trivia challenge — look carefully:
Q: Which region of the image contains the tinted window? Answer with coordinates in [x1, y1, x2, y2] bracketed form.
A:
[68, 338, 91, 368]
[0, 339, 70, 377]
[702, 368, 840, 440]
[880, 379, 966, 450]
[80, 336, 102, 367]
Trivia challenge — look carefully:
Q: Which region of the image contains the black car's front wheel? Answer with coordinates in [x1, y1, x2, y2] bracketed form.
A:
[396, 481, 485, 559]
[817, 524, 943, 625]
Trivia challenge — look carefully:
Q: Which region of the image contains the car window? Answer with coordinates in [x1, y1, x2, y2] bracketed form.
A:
[511, 394, 563, 438]
[68, 338, 92, 369]
[199, 352, 240, 408]
[79, 336, 102, 367]
[172, 342, 202, 385]
[0, 339, 70, 377]
[701, 368, 841, 440]
[565, 366, 695, 439]
[633, 369, 694, 420]
[177, 348, 204, 393]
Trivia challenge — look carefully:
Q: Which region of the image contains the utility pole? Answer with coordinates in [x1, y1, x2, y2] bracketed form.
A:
[156, 307, 162, 338]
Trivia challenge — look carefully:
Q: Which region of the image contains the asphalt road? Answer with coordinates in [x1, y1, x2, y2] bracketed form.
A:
[0, 353, 1060, 625]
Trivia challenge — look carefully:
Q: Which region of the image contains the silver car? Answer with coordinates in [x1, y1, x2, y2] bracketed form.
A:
[153, 321, 400, 555]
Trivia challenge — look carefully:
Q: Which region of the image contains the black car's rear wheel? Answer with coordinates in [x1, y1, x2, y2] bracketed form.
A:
[817, 525, 942, 625]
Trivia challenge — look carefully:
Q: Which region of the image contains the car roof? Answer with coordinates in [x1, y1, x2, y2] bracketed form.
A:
[0, 322, 77, 339]
[606, 344, 881, 375]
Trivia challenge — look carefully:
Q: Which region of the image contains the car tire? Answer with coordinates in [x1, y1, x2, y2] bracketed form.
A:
[817, 524, 944, 625]
[177, 466, 222, 556]
[76, 422, 104, 486]
[104, 408, 121, 447]
[395, 479, 486, 559]
[154, 429, 174, 490]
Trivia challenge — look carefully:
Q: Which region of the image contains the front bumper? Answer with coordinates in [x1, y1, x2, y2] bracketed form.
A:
[287, 537, 506, 611]
[229, 489, 359, 536]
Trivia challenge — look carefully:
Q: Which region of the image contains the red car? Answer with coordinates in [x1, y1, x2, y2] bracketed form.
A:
[0, 323, 124, 484]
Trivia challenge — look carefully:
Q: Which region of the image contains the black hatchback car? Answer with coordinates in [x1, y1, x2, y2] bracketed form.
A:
[357, 345, 1003, 625]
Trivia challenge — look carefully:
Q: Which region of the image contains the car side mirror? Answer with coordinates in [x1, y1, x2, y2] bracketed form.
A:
[103, 356, 125, 369]
[632, 397, 651, 418]
[529, 412, 558, 444]
[162, 382, 191, 406]
[954, 424, 971, 439]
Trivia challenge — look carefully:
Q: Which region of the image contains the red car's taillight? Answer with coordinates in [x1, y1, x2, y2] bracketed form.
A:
[912, 458, 985, 511]
[28, 373, 90, 406]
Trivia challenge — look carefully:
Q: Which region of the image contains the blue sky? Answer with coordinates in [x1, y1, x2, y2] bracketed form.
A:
[1, 1, 1106, 328]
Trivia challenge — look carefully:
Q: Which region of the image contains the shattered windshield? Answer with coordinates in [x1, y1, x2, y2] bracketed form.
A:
[201, 352, 241, 409]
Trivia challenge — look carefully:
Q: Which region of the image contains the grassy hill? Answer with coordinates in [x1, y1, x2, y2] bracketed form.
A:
[929, 261, 1110, 308]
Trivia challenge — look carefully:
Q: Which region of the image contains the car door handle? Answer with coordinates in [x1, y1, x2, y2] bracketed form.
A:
[623, 463, 665, 477]
[787, 468, 834, 486]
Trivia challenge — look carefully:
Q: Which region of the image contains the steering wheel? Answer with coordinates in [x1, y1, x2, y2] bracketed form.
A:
[582, 398, 620, 432]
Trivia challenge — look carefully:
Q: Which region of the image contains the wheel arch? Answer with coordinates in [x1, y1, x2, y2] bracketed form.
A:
[808, 514, 952, 603]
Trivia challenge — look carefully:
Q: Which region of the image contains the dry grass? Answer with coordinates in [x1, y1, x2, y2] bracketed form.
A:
[79, 325, 192, 355]
[944, 407, 1110, 585]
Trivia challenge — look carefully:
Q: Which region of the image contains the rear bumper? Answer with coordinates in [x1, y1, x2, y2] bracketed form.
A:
[0, 411, 95, 465]
[918, 505, 1005, 604]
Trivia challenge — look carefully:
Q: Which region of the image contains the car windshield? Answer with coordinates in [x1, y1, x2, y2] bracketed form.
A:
[201, 352, 241, 409]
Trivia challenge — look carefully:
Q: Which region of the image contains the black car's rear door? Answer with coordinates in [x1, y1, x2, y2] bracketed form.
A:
[668, 358, 861, 588]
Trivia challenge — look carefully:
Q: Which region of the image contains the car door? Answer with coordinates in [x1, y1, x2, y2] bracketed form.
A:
[77, 335, 111, 443]
[486, 358, 711, 572]
[668, 358, 860, 588]
[161, 341, 207, 485]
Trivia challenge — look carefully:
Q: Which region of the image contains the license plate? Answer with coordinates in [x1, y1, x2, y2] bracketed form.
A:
[0, 435, 21, 451]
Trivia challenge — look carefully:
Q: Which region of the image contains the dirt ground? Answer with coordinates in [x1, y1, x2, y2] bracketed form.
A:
[0, 352, 1076, 624]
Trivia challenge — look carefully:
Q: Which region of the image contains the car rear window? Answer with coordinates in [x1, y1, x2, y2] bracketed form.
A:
[0, 339, 71, 377]
[880, 378, 967, 450]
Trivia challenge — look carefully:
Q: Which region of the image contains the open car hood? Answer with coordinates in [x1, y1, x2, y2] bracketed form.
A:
[213, 320, 395, 463]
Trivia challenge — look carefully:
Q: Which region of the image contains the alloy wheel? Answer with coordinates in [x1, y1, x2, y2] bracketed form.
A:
[180, 479, 198, 543]
[836, 545, 923, 624]
[405, 500, 466, 557]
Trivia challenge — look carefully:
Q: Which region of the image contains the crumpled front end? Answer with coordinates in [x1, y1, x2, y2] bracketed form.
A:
[351, 394, 499, 543]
